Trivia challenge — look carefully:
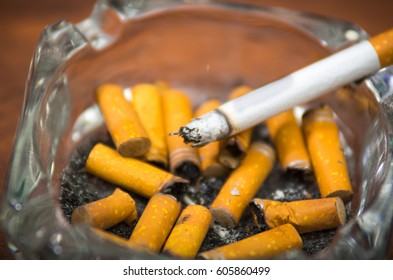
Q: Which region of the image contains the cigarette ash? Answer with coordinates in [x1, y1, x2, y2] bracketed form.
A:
[199, 210, 261, 252]
[301, 230, 337, 255]
[172, 126, 202, 145]
[182, 177, 227, 206]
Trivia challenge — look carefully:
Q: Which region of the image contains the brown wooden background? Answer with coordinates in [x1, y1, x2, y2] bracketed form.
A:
[0, 0, 392, 260]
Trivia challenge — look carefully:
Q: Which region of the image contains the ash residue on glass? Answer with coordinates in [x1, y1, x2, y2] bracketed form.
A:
[60, 125, 352, 257]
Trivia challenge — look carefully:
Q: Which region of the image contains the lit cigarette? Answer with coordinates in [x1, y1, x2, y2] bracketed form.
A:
[163, 88, 201, 181]
[95, 84, 150, 157]
[302, 105, 353, 203]
[128, 193, 181, 252]
[198, 224, 302, 260]
[174, 28, 393, 147]
[132, 83, 168, 168]
[162, 205, 212, 259]
[218, 85, 254, 169]
[194, 99, 229, 177]
[85, 143, 187, 198]
[266, 109, 311, 172]
[71, 188, 137, 229]
[250, 197, 346, 234]
[210, 142, 275, 228]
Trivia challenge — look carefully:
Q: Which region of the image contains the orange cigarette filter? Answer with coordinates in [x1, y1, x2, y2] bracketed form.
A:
[302, 105, 353, 203]
[250, 197, 346, 234]
[162, 88, 201, 180]
[85, 143, 187, 198]
[194, 99, 229, 177]
[265, 109, 311, 172]
[95, 84, 151, 157]
[198, 224, 302, 260]
[210, 141, 276, 228]
[369, 28, 393, 68]
[218, 85, 254, 169]
[162, 205, 212, 259]
[128, 193, 181, 252]
[132, 83, 168, 168]
[71, 188, 137, 229]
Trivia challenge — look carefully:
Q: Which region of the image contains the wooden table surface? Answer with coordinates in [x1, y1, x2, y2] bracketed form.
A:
[0, 0, 392, 260]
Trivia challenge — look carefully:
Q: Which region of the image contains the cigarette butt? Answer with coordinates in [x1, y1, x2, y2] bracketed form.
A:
[210, 142, 275, 228]
[302, 105, 353, 203]
[71, 188, 137, 229]
[198, 224, 302, 259]
[369, 28, 393, 68]
[250, 197, 346, 234]
[218, 85, 253, 169]
[128, 193, 181, 252]
[194, 99, 229, 177]
[162, 88, 201, 181]
[85, 143, 188, 198]
[132, 83, 168, 168]
[162, 205, 212, 259]
[95, 84, 151, 157]
[266, 109, 311, 172]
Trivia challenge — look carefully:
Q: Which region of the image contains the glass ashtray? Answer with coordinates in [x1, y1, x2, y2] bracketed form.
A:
[1, 0, 393, 259]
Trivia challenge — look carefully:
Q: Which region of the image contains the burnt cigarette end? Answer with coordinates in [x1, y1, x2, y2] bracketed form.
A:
[249, 199, 269, 231]
[160, 179, 189, 200]
[171, 126, 202, 145]
[174, 161, 201, 182]
[218, 137, 247, 169]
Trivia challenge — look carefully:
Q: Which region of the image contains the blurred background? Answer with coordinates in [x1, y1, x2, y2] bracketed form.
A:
[0, 0, 392, 259]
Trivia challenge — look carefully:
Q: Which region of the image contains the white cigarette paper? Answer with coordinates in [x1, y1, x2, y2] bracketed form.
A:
[176, 28, 393, 147]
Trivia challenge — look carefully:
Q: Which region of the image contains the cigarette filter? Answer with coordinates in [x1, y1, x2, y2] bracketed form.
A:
[218, 85, 254, 169]
[266, 109, 311, 172]
[198, 224, 302, 260]
[175, 28, 393, 147]
[85, 143, 187, 198]
[71, 188, 137, 229]
[369, 29, 393, 68]
[194, 99, 229, 177]
[302, 105, 353, 203]
[132, 83, 168, 168]
[162, 205, 212, 259]
[162, 88, 201, 181]
[210, 142, 275, 228]
[250, 197, 346, 234]
[128, 193, 181, 252]
[95, 84, 150, 157]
